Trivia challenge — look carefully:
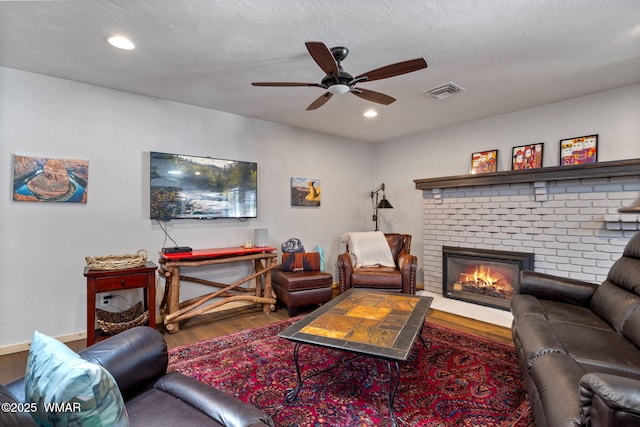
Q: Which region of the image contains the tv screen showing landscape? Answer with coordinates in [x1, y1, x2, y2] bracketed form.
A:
[150, 151, 257, 220]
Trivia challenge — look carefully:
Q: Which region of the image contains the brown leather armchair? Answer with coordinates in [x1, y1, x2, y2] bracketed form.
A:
[338, 233, 417, 295]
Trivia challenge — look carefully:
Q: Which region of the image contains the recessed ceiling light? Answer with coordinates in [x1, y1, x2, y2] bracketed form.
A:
[107, 35, 135, 50]
[363, 110, 378, 118]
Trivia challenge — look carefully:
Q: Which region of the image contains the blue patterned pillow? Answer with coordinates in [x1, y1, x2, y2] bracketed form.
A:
[24, 331, 129, 427]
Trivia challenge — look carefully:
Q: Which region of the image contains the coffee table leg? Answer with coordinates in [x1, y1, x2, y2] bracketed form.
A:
[387, 360, 401, 427]
[417, 321, 429, 349]
[285, 342, 303, 403]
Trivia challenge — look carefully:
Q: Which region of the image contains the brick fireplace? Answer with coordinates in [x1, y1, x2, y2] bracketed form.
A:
[415, 159, 640, 303]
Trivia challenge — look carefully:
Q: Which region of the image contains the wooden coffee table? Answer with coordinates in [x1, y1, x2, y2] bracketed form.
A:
[278, 289, 433, 427]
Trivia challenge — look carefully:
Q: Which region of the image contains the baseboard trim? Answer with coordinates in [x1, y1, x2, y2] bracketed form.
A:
[0, 331, 87, 356]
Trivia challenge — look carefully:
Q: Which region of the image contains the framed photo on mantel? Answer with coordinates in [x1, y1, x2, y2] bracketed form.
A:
[560, 134, 598, 166]
[512, 143, 544, 170]
[470, 149, 498, 174]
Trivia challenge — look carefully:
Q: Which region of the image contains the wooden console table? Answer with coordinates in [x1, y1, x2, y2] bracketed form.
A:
[158, 246, 278, 333]
[84, 261, 157, 345]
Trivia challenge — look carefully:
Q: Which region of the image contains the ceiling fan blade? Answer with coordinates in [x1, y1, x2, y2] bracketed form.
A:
[252, 82, 322, 87]
[305, 42, 339, 76]
[355, 58, 427, 82]
[306, 92, 333, 111]
[351, 88, 396, 105]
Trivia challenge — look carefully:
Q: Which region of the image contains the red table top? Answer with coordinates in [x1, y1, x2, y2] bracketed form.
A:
[160, 246, 277, 261]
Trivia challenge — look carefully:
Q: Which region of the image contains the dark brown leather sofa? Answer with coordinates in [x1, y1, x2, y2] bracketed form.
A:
[511, 231, 640, 427]
[338, 233, 417, 294]
[1, 326, 274, 427]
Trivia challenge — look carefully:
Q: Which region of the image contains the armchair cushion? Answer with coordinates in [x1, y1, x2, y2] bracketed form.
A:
[351, 266, 402, 288]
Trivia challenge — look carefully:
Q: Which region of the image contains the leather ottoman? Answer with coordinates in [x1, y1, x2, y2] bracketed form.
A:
[272, 266, 333, 316]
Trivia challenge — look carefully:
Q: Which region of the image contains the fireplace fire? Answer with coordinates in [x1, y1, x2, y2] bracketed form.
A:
[454, 265, 515, 298]
[443, 247, 534, 310]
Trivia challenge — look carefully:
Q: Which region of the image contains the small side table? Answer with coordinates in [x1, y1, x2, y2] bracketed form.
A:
[84, 261, 157, 345]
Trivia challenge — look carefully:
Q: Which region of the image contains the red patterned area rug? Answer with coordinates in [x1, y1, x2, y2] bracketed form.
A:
[168, 318, 533, 427]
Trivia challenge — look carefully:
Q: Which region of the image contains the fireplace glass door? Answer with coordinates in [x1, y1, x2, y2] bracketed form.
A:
[443, 247, 534, 310]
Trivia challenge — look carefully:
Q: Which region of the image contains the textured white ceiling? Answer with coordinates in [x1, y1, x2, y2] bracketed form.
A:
[1, 0, 639, 142]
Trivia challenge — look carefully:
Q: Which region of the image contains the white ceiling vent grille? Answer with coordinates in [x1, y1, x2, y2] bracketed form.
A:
[423, 82, 465, 99]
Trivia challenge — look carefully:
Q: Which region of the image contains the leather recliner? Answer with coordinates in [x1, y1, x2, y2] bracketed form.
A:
[337, 233, 417, 295]
[511, 231, 640, 427]
[1, 326, 275, 427]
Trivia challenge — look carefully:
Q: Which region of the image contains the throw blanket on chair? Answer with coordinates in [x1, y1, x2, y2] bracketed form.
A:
[341, 231, 396, 268]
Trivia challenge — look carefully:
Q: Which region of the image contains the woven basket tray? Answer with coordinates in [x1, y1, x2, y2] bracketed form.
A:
[95, 301, 149, 335]
[86, 249, 147, 271]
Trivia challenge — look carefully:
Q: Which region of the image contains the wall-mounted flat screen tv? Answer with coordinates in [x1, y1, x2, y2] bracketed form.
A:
[150, 151, 257, 220]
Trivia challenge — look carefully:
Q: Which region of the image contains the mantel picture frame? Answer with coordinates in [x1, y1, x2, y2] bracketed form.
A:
[512, 143, 544, 170]
[470, 149, 498, 174]
[560, 134, 598, 166]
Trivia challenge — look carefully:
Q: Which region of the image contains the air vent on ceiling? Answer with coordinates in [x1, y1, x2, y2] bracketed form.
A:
[423, 82, 465, 99]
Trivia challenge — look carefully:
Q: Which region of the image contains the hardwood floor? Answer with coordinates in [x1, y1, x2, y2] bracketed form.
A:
[0, 305, 512, 385]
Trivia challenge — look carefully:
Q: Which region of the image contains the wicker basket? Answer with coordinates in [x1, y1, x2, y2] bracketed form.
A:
[86, 249, 147, 271]
[95, 301, 149, 335]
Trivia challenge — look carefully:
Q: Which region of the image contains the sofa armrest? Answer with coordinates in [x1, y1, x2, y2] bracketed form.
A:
[397, 252, 417, 294]
[153, 372, 275, 427]
[519, 270, 598, 307]
[0, 384, 38, 426]
[79, 326, 168, 400]
[337, 252, 353, 294]
[580, 373, 640, 426]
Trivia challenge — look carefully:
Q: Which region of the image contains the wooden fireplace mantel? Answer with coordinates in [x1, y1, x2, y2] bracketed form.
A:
[414, 158, 640, 190]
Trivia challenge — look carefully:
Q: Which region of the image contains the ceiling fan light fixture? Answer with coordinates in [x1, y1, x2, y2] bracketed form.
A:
[328, 84, 350, 95]
[363, 110, 378, 118]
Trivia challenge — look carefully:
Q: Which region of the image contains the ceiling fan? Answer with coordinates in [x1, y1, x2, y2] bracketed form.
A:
[251, 41, 428, 111]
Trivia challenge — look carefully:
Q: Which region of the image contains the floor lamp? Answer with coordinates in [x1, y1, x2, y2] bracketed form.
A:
[371, 183, 393, 231]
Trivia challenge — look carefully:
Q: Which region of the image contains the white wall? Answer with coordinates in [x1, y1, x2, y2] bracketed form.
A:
[0, 67, 375, 348]
[375, 84, 640, 282]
